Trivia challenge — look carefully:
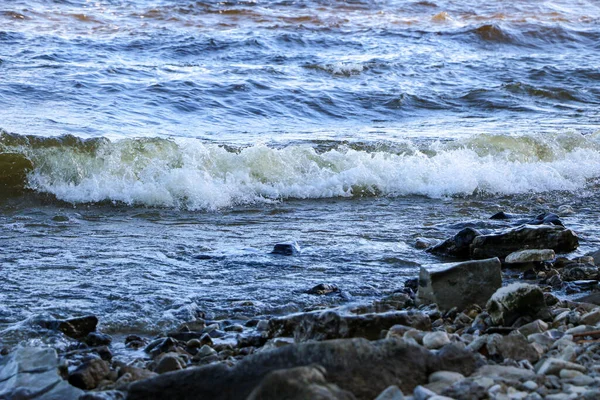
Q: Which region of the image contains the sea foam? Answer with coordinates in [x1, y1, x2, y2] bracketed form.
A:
[14, 131, 600, 210]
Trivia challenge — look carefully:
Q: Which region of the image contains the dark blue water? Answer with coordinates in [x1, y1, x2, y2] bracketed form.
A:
[1, 0, 600, 347]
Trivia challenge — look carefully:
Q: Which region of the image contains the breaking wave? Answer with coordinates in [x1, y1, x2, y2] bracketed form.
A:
[2, 130, 600, 210]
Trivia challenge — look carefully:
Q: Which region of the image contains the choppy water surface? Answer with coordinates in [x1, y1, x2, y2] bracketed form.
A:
[1, 0, 600, 346]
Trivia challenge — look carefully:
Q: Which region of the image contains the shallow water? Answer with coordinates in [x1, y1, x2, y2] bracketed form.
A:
[1, 0, 600, 346]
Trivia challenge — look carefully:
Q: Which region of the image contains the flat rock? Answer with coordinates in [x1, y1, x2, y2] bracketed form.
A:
[504, 249, 555, 264]
[127, 338, 477, 400]
[0, 347, 83, 400]
[417, 258, 501, 311]
[471, 225, 578, 260]
[268, 310, 431, 342]
[536, 358, 586, 375]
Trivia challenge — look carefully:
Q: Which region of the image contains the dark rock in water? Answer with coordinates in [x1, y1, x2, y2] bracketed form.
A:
[427, 228, 481, 259]
[271, 242, 300, 256]
[586, 248, 600, 266]
[527, 212, 563, 227]
[127, 337, 477, 400]
[561, 263, 600, 281]
[246, 365, 356, 400]
[404, 278, 418, 292]
[125, 335, 146, 349]
[84, 332, 112, 347]
[306, 283, 340, 295]
[471, 225, 578, 260]
[68, 358, 110, 390]
[145, 337, 178, 358]
[0, 347, 83, 400]
[486, 283, 548, 326]
[58, 315, 98, 339]
[491, 211, 563, 227]
[268, 310, 431, 342]
[490, 211, 516, 220]
[417, 258, 502, 312]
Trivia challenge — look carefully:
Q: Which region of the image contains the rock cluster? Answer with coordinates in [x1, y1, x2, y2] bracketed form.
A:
[4, 211, 600, 400]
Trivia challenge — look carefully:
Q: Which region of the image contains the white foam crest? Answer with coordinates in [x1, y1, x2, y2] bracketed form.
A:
[25, 134, 600, 210]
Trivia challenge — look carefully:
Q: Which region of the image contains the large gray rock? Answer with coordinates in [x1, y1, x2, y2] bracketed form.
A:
[127, 338, 478, 400]
[417, 258, 501, 311]
[268, 310, 431, 341]
[0, 347, 83, 400]
[471, 225, 578, 259]
[246, 365, 356, 400]
[486, 283, 547, 326]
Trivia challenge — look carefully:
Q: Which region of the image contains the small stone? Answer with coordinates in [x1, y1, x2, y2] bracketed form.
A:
[375, 385, 405, 400]
[200, 333, 213, 346]
[559, 369, 583, 379]
[429, 371, 465, 385]
[537, 358, 586, 375]
[386, 325, 413, 339]
[68, 358, 110, 390]
[518, 320, 548, 337]
[224, 324, 244, 333]
[522, 380, 538, 391]
[422, 331, 450, 350]
[413, 385, 437, 400]
[154, 353, 186, 374]
[187, 339, 202, 349]
[197, 345, 217, 358]
[256, 320, 270, 332]
[84, 332, 112, 347]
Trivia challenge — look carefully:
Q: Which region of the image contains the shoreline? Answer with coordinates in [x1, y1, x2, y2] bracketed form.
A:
[3, 211, 600, 399]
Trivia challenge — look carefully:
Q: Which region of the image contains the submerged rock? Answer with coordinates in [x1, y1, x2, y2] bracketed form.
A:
[58, 315, 99, 339]
[417, 258, 501, 311]
[427, 228, 481, 259]
[486, 283, 547, 326]
[271, 242, 300, 256]
[306, 284, 340, 295]
[471, 225, 578, 260]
